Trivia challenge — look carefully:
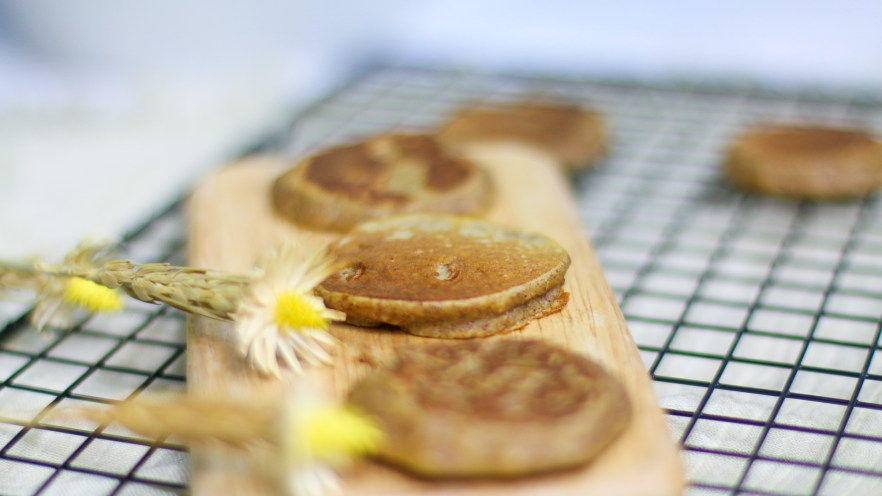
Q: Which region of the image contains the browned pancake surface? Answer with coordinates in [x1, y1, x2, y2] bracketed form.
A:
[439, 100, 608, 169]
[304, 135, 473, 201]
[348, 339, 632, 478]
[272, 134, 493, 231]
[321, 217, 564, 301]
[391, 340, 601, 420]
[739, 125, 878, 157]
[304, 143, 409, 205]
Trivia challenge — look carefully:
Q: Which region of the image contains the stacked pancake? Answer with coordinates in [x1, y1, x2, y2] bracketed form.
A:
[315, 215, 571, 338]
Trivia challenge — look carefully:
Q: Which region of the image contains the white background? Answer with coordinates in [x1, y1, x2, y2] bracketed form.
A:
[0, 1, 880, 259]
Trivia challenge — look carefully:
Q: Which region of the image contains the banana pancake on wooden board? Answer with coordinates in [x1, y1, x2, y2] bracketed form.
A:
[315, 214, 571, 338]
[438, 100, 608, 171]
[348, 339, 632, 479]
[724, 124, 882, 200]
[272, 133, 493, 232]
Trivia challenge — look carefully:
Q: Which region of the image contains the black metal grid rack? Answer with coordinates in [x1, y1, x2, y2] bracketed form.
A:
[0, 203, 190, 496]
[3, 66, 882, 495]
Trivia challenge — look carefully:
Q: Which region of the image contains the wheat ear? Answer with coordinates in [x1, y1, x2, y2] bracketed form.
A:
[0, 258, 251, 321]
[70, 261, 251, 321]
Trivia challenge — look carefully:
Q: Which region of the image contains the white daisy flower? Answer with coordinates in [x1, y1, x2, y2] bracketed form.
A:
[276, 388, 382, 496]
[28, 239, 122, 331]
[31, 276, 123, 331]
[74, 386, 381, 496]
[234, 244, 346, 376]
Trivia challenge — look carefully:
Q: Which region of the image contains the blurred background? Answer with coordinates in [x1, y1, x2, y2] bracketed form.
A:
[1, 0, 881, 259]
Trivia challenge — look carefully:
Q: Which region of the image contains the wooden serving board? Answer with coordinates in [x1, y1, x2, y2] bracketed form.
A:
[186, 143, 684, 495]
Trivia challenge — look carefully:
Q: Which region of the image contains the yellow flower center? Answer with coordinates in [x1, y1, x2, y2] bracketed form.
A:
[303, 405, 382, 459]
[63, 277, 123, 313]
[273, 291, 328, 333]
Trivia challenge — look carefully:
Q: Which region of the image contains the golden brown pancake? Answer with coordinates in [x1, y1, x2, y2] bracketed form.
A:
[438, 100, 608, 171]
[315, 215, 570, 338]
[348, 339, 632, 478]
[272, 133, 494, 232]
[724, 124, 882, 200]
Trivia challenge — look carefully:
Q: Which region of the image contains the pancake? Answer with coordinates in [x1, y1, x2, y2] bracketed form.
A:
[347, 339, 632, 478]
[724, 124, 882, 200]
[272, 133, 493, 232]
[438, 100, 608, 171]
[315, 215, 570, 338]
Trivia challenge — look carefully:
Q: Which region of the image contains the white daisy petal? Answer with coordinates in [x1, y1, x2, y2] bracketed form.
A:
[299, 248, 328, 275]
[288, 462, 341, 496]
[33, 296, 66, 331]
[288, 333, 323, 366]
[287, 264, 310, 289]
[250, 332, 274, 376]
[300, 271, 332, 292]
[302, 334, 333, 364]
[237, 320, 266, 349]
[277, 340, 304, 374]
[316, 465, 342, 494]
[262, 333, 281, 376]
[310, 330, 338, 346]
[322, 309, 346, 322]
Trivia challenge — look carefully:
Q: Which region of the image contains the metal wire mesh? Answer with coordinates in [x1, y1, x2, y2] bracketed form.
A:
[3, 66, 882, 495]
[0, 202, 189, 496]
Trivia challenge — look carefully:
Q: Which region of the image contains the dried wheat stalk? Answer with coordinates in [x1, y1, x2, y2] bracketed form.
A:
[0, 255, 251, 322]
[74, 394, 278, 447]
[0, 268, 43, 292]
[60, 260, 251, 321]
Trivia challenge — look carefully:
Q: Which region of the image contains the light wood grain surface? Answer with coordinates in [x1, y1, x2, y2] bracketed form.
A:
[187, 143, 684, 495]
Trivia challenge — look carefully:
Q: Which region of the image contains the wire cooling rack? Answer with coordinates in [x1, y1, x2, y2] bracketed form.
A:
[0, 202, 189, 496]
[3, 66, 882, 496]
